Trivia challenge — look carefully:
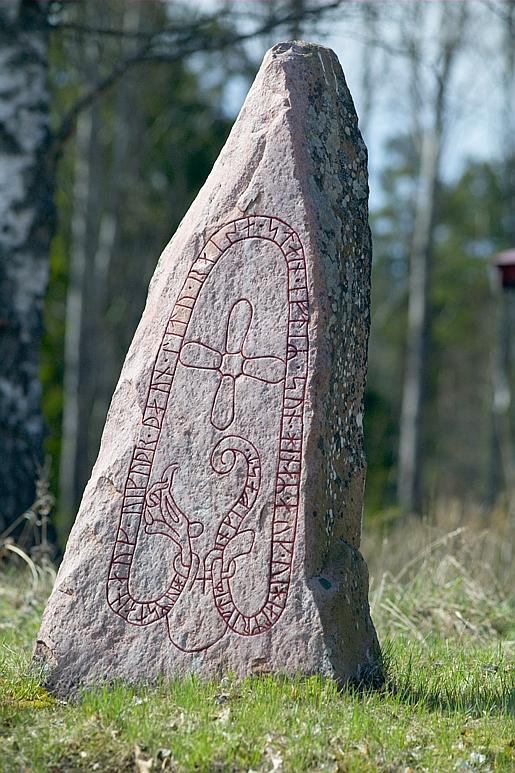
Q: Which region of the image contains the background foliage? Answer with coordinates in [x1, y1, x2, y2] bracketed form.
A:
[2, 0, 514, 542]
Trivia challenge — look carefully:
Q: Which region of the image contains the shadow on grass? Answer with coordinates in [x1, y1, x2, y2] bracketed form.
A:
[373, 638, 515, 717]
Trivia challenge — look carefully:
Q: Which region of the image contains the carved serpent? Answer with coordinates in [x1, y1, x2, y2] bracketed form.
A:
[105, 464, 197, 626]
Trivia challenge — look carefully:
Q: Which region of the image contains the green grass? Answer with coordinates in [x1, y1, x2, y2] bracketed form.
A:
[1, 515, 514, 772]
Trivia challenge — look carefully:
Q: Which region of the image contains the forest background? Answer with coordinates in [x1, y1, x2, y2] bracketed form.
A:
[1, 0, 514, 549]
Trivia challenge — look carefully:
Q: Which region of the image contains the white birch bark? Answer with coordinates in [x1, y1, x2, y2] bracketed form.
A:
[0, 1, 52, 532]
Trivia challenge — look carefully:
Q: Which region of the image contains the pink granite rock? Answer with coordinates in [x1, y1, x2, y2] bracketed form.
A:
[35, 41, 381, 695]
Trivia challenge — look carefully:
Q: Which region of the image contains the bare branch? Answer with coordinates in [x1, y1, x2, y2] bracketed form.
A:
[480, 0, 514, 24]
[49, 21, 155, 38]
[50, 1, 346, 162]
[47, 10, 223, 40]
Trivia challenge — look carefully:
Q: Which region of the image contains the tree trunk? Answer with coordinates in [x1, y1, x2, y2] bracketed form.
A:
[0, 1, 54, 534]
[289, 0, 305, 39]
[358, 2, 378, 138]
[59, 2, 142, 524]
[397, 128, 439, 516]
[505, 4, 515, 521]
[397, 3, 467, 515]
[58, 104, 100, 523]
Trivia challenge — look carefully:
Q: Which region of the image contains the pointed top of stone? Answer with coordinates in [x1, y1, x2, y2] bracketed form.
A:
[35, 42, 380, 696]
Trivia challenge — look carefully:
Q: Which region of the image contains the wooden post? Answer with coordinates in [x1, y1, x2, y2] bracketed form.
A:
[491, 249, 515, 517]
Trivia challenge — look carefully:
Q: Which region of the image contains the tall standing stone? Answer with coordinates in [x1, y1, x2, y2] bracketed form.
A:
[35, 42, 381, 695]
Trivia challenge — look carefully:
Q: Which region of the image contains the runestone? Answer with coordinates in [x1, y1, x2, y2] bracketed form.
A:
[35, 41, 381, 695]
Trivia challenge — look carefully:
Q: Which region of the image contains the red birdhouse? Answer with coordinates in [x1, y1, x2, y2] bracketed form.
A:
[493, 249, 515, 289]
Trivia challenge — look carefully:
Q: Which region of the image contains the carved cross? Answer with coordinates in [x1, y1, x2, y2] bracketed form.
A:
[180, 299, 285, 430]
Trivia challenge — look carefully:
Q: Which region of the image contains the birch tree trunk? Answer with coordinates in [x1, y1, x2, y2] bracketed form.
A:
[0, 1, 53, 533]
[357, 2, 379, 139]
[397, 4, 467, 515]
[397, 128, 438, 515]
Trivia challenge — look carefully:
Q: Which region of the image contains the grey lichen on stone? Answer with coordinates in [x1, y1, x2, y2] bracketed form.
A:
[276, 42, 371, 557]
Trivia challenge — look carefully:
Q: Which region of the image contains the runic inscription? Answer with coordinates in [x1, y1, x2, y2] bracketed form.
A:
[106, 215, 310, 651]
